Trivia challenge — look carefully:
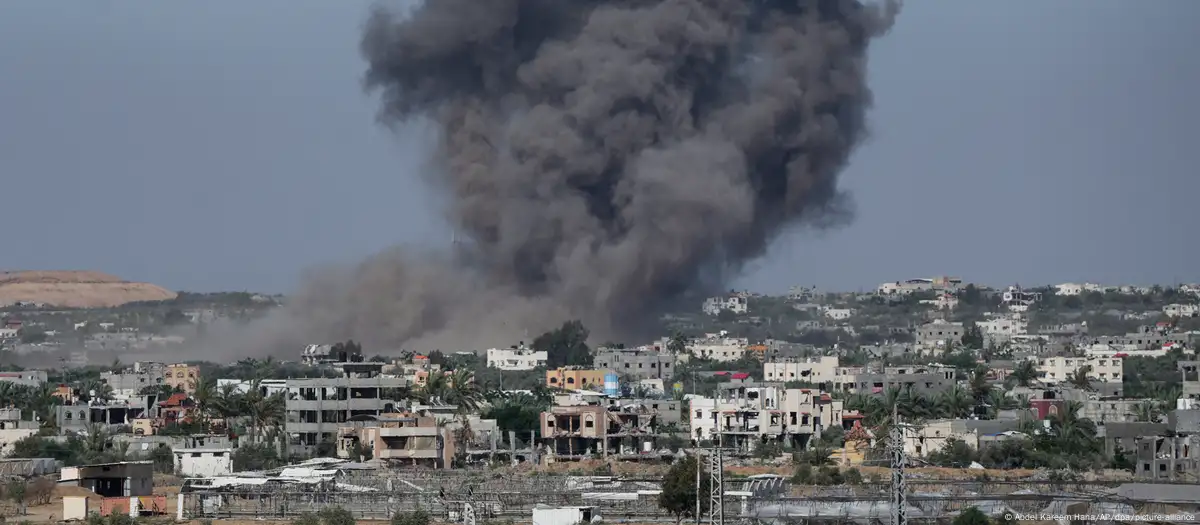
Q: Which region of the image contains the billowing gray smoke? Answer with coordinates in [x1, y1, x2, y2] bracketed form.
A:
[280, 0, 898, 352]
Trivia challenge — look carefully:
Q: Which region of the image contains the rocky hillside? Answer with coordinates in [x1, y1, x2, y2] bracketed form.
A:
[0, 270, 177, 308]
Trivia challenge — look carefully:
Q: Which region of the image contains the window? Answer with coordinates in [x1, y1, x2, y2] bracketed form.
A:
[585, 420, 594, 428]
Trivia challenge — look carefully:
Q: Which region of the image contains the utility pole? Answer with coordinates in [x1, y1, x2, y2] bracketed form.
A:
[890, 406, 907, 525]
[707, 447, 724, 525]
[694, 447, 702, 525]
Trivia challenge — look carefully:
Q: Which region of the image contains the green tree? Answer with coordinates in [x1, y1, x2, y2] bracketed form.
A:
[659, 455, 710, 525]
[1009, 361, 1038, 387]
[667, 331, 688, 355]
[952, 507, 991, 525]
[533, 320, 593, 368]
[960, 324, 985, 349]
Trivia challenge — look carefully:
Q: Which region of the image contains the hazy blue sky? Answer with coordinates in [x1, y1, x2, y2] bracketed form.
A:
[2, 1, 1197, 294]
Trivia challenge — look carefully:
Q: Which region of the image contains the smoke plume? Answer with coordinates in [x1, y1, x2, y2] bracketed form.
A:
[280, 0, 898, 352]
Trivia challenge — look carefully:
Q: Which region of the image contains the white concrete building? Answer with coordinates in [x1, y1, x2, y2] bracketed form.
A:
[1002, 286, 1041, 312]
[689, 384, 842, 451]
[703, 295, 748, 316]
[822, 308, 855, 320]
[1164, 304, 1200, 318]
[976, 316, 1028, 342]
[1055, 283, 1102, 296]
[173, 448, 233, 477]
[919, 293, 959, 310]
[486, 347, 548, 371]
[916, 320, 964, 348]
[763, 356, 841, 385]
[1035, 356, 1123, 384]
[688, 333, 749, 362]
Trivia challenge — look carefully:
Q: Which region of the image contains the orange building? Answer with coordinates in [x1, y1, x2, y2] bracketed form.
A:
[545, 367, 610, 390]
[164, 364, 200, 394]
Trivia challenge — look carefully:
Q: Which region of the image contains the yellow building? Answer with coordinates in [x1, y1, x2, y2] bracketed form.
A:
[545, 367, 610, 390]
[165, 364, 200, 394]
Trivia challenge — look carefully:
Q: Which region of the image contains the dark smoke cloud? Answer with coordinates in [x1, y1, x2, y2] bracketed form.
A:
[278, 0, 898, 353]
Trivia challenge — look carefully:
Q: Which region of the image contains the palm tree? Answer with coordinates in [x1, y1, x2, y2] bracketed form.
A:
[667, 332, 688, 355]
[938, 386, 974, 419]
[1068, 365, 1094, 391]
[968, 364, 992, 403]
[1010, 361, 1038, 387]
[1133, 401, 1162, 423]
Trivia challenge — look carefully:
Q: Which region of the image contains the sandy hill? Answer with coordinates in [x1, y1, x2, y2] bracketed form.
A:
[0, 270, 177, 308]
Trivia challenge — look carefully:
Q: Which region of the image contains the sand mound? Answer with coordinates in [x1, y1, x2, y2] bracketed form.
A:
[0, 270, 177, 308]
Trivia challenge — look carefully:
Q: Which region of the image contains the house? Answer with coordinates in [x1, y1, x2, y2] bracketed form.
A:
[1133, 410, 1200, 480]
[0, 370, 48, 387]
[976, 316, 1028, 343]
[1034, 356, 1123, 384]
[486, 345, 547, 371]
[919, 293, 959, 310]
[689, 382, 842, 452]
[60, 461, 153, 497]
[1055, 283, 1101, 296]
[822, 308, 855, 320]
[540, 403, 676, 460]
[173, 447, 233, 477]
[688, 333, 750, 362]
[702, 295, 748, 316]
[55, 398, 157, 435]
[1001, 286, 1041, 312]
[1164, 304, 1200, 318]
[763, 356, 840, 386]
[0, 409, 39, 455]
[100, 362, 167, 398]
[916, 320, 964, 349]
[902, 418, 1023, 458]
[593, 347, 675, 380]
[833, 366, 956, 396]
[164, 364, 200, 394]
[545, 368, 609, 391]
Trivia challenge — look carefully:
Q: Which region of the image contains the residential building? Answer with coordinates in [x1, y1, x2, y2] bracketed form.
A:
[702, 295, 748, 316]
[593, 347, 675, 380]
[976, 316, 1028, 343]
[60, 461, 153, 498]
[919, 293, 959, 310]
[823, 308, 855, 320]
[336, 411, 499, 467]
[173, 447, 233, 477]
[0, 409, 38, 455]
[0, 370, 48, 387]
[283, 361, 408, 455]
[1132, 410, 1200, 481]
[1090, 325, 1189, 350]
[486, 346, 548, 371]
[1055, 283, 1102, 296]
[1081, 398, 1154, 425]
[876, 276, 962, 296]
[164, 364, 200, 394]
[1035, 356, 1123, 384]
[916, 320, 964, 348]
[301, 343, 363, 365]
[100, 362, 167, 398]
[834, 365, 957, 395]
[689, 382, 842, 452]
[545, 368, 610, 390]
[541, 402, 677, 459]
[689, 333, 750, 362]
[902, 418, 1023, 457]
[1164, 304, 1200, 318]
[1002, 286, 1041, 312]
[762, 356, 840, 386]
[55, 398, 157, 434]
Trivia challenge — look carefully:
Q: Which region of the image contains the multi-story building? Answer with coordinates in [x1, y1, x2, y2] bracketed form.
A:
[762, 356, 840, 386]
[1002, 285, 1041, 312]
[916, 320, 964, 348]
[0, 409, 38, 455]
[976, 316, 1028, 343]
[486, 346, 548, 371]
[689, 333, 750, 362]
[702, 295, 748, 316]
[689, 382, 842, 452]
[1164, 304, 1200, 318]
[541, 402, 678, 459]
[54, 397, 158, 435]
[593, 347, 676, 380]
[337, 410, 500, 468]
[1090, 325, 1189, 350]
[100, 362, 167, 398]
[0, 370, 48, 387]
[833, 366, 957, 396]
[822, 308, 855, 320]
[545, 368, 610, 391]
[164, 364, 200, 394]
[1035, 356, 1123, 384]
[283, 362, 408, 455]
[1080, 398, 1152, 425]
